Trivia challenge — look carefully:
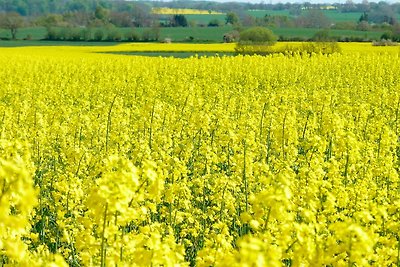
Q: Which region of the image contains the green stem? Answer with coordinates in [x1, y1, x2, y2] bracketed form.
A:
[149, 102, 155, 150]
[243, 140, 248, 213]
[397, 235, 400, 267]
[106, 95, 117, 155]
[100, 202, 108, 267]
[259, 103, 267, 141]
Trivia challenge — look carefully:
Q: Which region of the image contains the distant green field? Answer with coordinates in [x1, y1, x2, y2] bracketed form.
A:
[247, 10, 364, 22]
[0, 26, 235, 43]
[0, 40, 120, 47]
[0, 25, 386, 46]
[158, 26, 233, 42]
[185, 14, 227, 25]
[322, 10, 363, 22]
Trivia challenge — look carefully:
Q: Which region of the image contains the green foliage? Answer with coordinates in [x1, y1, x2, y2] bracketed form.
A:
[0, 12, 24, 40]
[356, 21, 370, 31]
[0, 24, 386, 44]
[95, 6, 109, 22]
[239, 27, 277, 45]
[45, 27, 58, 40]
[331, 21, 357, 30]
[381, 31, 394, 40]
[225, 12, 239, 25]
[312, 29, 332, 41]
[142, 27, 160, 41]
[82, 28, 92, 41]
[296, 9, 331, 28]
[124, 29, 140, 42]
[45, 27, 77, 41]
[69, 27, 83, 41]
[94, 29, 104, 41]
[359, 12, 368, 22]
[208, 19, 221, 27]
[235, 42, 341, 56]
[106, 28, 122, 41]
[262, 14, 293, 28]
[171, 15, 188, 27]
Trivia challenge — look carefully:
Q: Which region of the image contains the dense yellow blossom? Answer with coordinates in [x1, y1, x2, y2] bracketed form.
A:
[0, 43, 400, 266]
[151, 8, 223, 15]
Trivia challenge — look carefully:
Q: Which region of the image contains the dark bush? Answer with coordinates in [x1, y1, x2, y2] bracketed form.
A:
[381, 31, 394, 40]
[208, 19, 221, 27]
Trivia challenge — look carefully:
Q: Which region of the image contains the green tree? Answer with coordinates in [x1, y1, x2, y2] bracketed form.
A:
[381, 31, 393, 41]
[171, 15, 188, 27]
[124, 29, 140, 41]
[225, 12, 239, 25]
[313, 29, 331, 41]
[131, 3, 152, 27]
[208, 19, 221, 27]
[94, 5, 109, 22]
[106, 28, 122, 41]
[239, 26, 277, 45]
[359, 12, 368, 22]
[296, 9, 331, 28]
[0, 12, 24, 40]
[94, 28, 104, 41]
[236, 27, 278, 55]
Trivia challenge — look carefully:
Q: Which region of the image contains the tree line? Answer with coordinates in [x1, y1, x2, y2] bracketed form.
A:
[1, 0, 399, 24]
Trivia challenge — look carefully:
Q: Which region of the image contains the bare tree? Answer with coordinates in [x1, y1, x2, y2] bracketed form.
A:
[295, 10, 331, 29]
[0, 12, 24, 40]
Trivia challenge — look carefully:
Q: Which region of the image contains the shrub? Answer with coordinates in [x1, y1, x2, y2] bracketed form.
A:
[381, 31, 394, 41]
[239, 27, 277, 45]
[372, 39, 398, 46]
[223, 30, 240, 43]
[235, 27, 277, 55]
[208, 19, 221, 27]
[236, 42, 341, 56]
[312, 29, 332, 42]
[235, 44, 275, 56]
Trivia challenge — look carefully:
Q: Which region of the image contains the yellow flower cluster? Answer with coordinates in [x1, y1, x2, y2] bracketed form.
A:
[151, 8, 223, 15]
[0, 44, 400, 266]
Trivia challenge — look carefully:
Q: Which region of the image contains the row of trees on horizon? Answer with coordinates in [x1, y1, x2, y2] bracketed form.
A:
[0, 0, 399, 42]
[0, 0, 400, 17]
